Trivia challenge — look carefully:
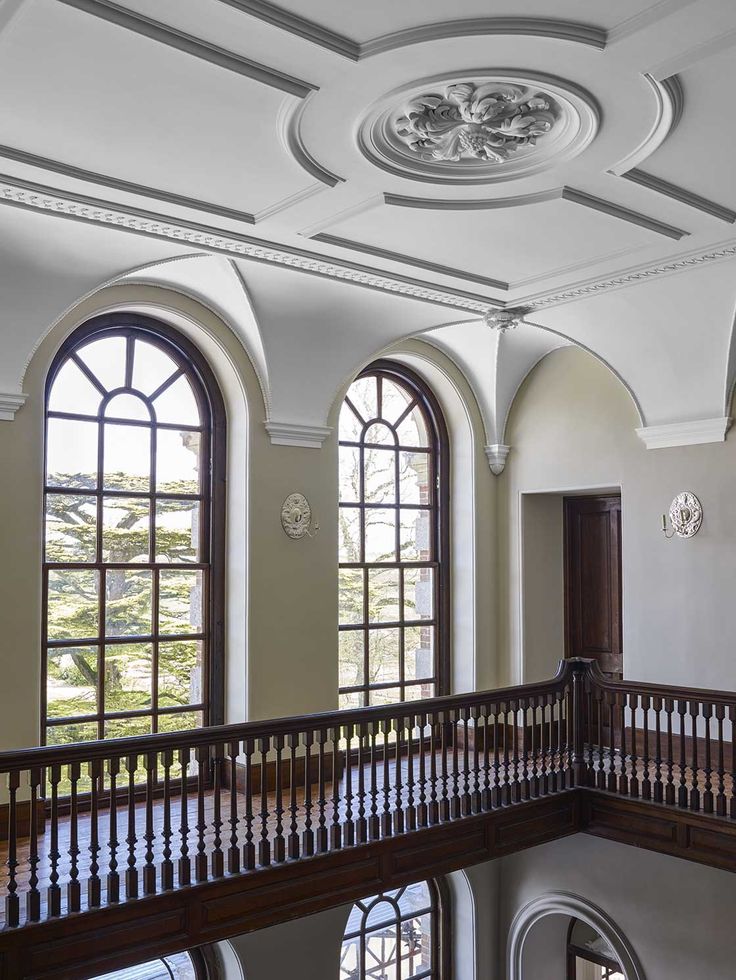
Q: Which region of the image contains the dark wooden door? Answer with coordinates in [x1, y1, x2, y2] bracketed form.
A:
[564, 494, 622, 678]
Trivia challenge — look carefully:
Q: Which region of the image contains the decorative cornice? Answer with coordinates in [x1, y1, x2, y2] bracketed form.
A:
[0, 392, 27, 421]
[617, 169, 736, 223]
[265, 421, 332, 448]
[485, 444, 511, 475]
[360, 18, 607, 58]
[0, 173, 494, 314]
[57, 0, 318, 98]
[635, 417, 732, 449]
[311, 233, 509, 292]
[214, 0, 360, 60]
[0, 143, 257, 225]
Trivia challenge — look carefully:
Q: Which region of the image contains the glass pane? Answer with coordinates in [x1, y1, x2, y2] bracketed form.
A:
[46, 721, 98, 747]
[381, 379, 413, 425]
[339, 631, 364, 690]
[368, 567, 400, 622]
[48, 358, 102, 416]
[47, 569, 99, 640]
[105, 569, 152, 636]
[76, 336, 126, 392]
[405, 626, 434, 681]
[104, 642, 152, 713]
[46, 418, 98, 489]
[339, 691, 365, 710]
[131, 339, 178, 396]
[340, 937, 360, 979]
[102, 497, 150, 562]
[404, 567, 434, 621]
[364, 422, 394, 446]
[396, 404, 429, 447]
[400, 510, 429, 561]
[338, 507, 361, 563]
[365, 447, 396, 504]
[46, 646, 98, 718]
[366, 899, 398, 930]
[346, 376, 377, 422]
[155, 499, 200, 562]
[153, 374, 200, 426]
[45, 493, 97, 562]
[339, 446, 360, 503]
[365, 922, 399, 976]
[404, 681, 434, 702]
[399, 451, 430, 505]
[156, 429, 200, 494]
[157, 710, 203, 734]
[339, 568, 363, 624]
[368, 628, 400, 685]
[339, 402, 362, 441]
[365, 509, 396, 563]
[104, 714, 152, 740]
[159, 569, 203, 634]
[103, 423, 151, 491]
[104, 392, 150, 421]
[159, 640, 203, 707]
[90, 951, 199, 980]
[403, 912, 433, 976]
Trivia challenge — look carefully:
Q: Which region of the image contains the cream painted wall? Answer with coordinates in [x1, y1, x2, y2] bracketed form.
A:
[500, 346, 736, 690]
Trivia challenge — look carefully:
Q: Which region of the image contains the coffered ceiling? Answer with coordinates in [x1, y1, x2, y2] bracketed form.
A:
[0, 0, 735, 454]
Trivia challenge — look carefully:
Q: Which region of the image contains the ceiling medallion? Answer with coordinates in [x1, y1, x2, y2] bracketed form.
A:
[484, 307, 532, 333]
[359, 71, 598, 185]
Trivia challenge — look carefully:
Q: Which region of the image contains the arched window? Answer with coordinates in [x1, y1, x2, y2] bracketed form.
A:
[340, 880, 447, 980]
[338, 361, 449, 708]
[567, 918, 625, 979]
[90, 950, 205, 979]
[43, 313, 225, 748]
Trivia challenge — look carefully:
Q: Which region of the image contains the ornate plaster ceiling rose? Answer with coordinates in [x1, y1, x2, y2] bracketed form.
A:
[359, 71, 598, 184]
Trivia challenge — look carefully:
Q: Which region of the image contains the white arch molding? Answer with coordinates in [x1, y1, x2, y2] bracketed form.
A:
[507, 891, 646, 980]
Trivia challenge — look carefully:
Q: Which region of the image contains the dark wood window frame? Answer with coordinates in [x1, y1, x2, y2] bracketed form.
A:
[338, 359, 451, 706]
[42, 313, 226, 749]
[340, 877, 451, 980]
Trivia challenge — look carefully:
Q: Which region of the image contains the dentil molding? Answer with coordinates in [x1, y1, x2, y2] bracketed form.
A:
[265, 421, 332, 448]
[0, 393, 27, 421]
[485, 444, 511, 475]
[635, 416, 732, 449]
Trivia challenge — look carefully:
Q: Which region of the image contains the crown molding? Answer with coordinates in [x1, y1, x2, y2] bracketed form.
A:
[360, 18, 607, 59]
[57, 0, 317, 98]
[265, 421, 332, 448]
[214, 0, 360, 60]
[0, 143, 257, 225]
[485, 444, 511, 475]
[0, 392, 27, 421]
[0, 173, 495, 314]
[635, 417, 732, 449]
[608, 0, 697, 44]
[616, 169, 736, 223]
[311, 233, 509, 292]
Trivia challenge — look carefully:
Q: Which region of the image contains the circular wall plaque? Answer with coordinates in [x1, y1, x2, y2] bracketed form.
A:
[669, 491, 703, 538]
[281, 492, 312, 539]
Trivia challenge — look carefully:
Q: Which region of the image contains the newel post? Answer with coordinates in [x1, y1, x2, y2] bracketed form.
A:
[570, 659, 588, 787]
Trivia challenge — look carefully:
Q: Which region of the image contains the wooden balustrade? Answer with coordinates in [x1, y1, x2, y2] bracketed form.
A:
[3, 658, 736, 950]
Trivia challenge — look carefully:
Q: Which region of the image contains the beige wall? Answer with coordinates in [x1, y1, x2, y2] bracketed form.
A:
[500, 346, 736, 690]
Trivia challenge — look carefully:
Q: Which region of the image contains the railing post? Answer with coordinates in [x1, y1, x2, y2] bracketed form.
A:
[570, 659, 589, 787]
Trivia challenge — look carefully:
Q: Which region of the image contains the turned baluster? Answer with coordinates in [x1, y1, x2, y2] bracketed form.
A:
[258, 736, 272, 865]
[356, 725, 368, 842]
[440, 712, 450, 821]
[124, 753, 139, 899]
[594, 691, 604, 791]
[665, 698, 675, 805]
[227, 740, 240, 874]
[618, 695, 628, 796]
[462, 707, 473, 814]
[557, 691, 566, 789]
[47, 763, 62, 917]
[287, 733, 301, 859]
[652, 696, 663, 803]
[519, 700, 530, 800]
[243, 737, 256, 869]
[272, 735, 286, 862]
[88, 758, 102, 907]
[67, 761, 82, 911]
[428, 713, 439, 825]
[26, 766, 41, 922]
[703, 704, 714, 814]
[195, 745, 209, 881]
[331, 726, 345, 849]
[405, 716, 416, 831]
[689, 700, 700, 812]
[143, 751, 157, 895]
[512, 699, 522, 802]
[629, 693, 639, 799]
[586, 689, 595, 787]
[537, 701, 548, 797]
[106, 756, 120, 903]
[450, 709, 461, 819]
[729, 705, 736, 819]
[470, 706, 481, 812]
[481, 707, 492, 810]
[641, 695, 651, 801]
[677, 700, 688, 808]
[393, 717, 404, 836]
[316, 728, 329, 852]
[715, 705, 726, 817]
[547, 698, 557, 795]
[178, 747, 191, 885]
[379, 719, 392, 837]
[368, 721, 380, 839]
[5, 771, 19, 927]
[502, 703, 512, 804]
[529, 698, 539, 799]
[417, 713, 429, 828]
[212, 745, 225, 876]
[606, 692, 617, 793]
[161, 749, 174, 889]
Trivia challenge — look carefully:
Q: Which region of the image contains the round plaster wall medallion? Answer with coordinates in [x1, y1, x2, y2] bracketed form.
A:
[358, 70, 599, 184]
[669, 491, 703, 538]
[281, 492, 313, 539]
